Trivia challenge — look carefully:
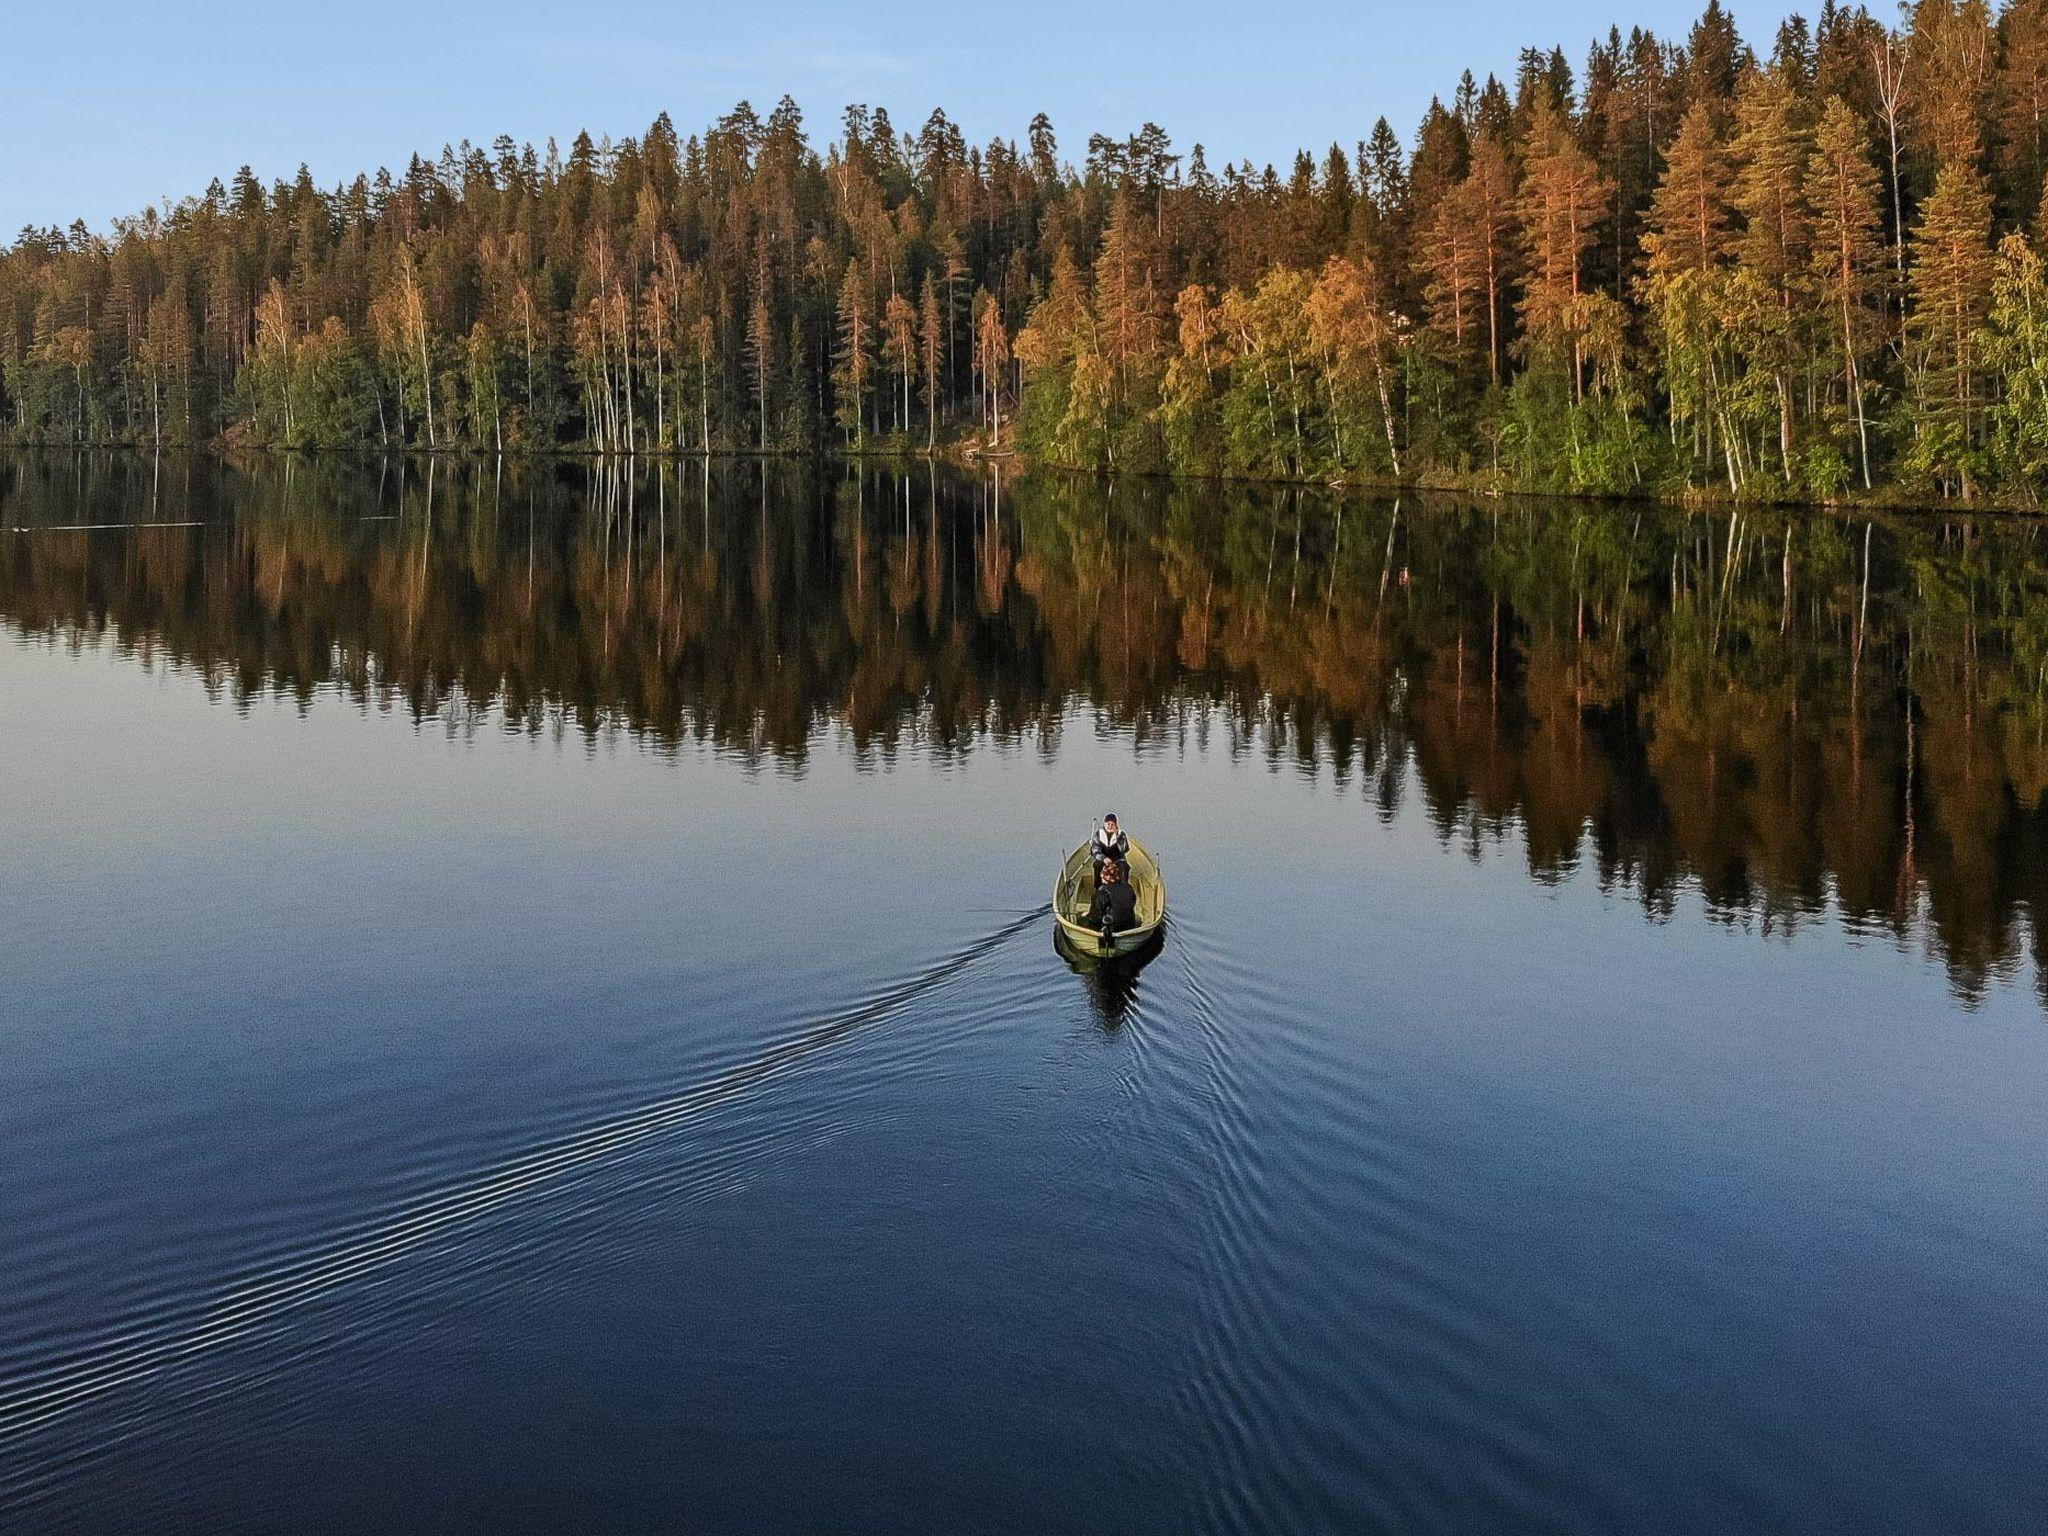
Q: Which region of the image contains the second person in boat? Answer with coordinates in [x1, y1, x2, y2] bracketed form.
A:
[1087, 857, 1138, 939]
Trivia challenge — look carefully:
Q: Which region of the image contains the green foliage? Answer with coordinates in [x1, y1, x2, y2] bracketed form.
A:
[1984, 233, 2048, 494]
[1499, 365, 1576, 490]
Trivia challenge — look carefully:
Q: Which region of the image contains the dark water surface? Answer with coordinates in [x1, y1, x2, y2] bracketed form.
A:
[3, 455, 2045, 1533]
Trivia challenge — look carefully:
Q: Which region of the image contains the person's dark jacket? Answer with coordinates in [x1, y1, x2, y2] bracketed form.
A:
[1091, 827, 1129, 865]
[1087, 878, 1139, 933]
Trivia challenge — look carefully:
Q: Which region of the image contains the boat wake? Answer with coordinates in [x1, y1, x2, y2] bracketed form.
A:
[0, 907, 1044, 1481]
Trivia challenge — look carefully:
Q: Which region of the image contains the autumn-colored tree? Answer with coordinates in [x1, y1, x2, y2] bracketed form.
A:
[1729, 73, 1815, 473]
[253, 278, 296, 442]
[138, 280, 193, 445]
[1421, 185, 1484, 365]
[1997, 0, 2048, 219]
[834, 259, 873, 446]
[1807, 96, 1887, 486]
[747, 267, 776, 451]
[882, 291, 918, 436]
[466, 319, 504, 450]
[1516, 102, 1614, 398]
[1642, 101, 1736, 279]
[7, 36, 2048, 500]
[1161, 283, 1223, 472]
[918, 273, 943, 449]
[972, 290, 1010, 444]
[1014, 248, 1097, 460]
[1909, 0, 1995, 170]
[1217, 268, 1318, 476]
[1906, 161, 1996, 493]
[1304, 254, 1404, 474]
[1092, 193, 1167, 436]
[1463, 131, 1519, 385]
[1640, 98, 1741, 484]
[690, 314, 716, 452]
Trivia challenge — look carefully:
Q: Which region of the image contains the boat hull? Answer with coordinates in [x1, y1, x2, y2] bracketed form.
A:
[1053, 840, 1166, 957]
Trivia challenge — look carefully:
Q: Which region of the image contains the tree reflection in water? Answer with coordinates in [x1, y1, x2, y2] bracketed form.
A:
[7, 451, 2048, 1008]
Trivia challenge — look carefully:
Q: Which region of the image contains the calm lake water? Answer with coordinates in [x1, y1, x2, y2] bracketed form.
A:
[3, 454, 2046, 1533]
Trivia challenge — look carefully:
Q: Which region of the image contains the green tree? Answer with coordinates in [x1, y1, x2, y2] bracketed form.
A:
[1982, 231, 2048, 489]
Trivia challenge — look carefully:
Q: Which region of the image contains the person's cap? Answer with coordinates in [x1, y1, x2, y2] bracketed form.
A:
[1104, 812, 1117, 822]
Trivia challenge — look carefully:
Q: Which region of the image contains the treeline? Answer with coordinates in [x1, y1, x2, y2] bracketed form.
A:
[8, 0, 2048, 503]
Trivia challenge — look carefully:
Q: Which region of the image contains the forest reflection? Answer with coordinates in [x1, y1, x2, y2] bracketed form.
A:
[8, 451, 2048, 1007]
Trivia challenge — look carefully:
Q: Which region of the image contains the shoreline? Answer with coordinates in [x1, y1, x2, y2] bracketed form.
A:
[4, 440, 2041, 517]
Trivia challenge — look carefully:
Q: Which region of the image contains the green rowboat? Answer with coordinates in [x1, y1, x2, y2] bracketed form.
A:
[1053, 840, 1166, 957]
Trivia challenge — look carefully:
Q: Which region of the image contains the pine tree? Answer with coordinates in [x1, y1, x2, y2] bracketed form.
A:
[1682, 0, 1746, 116]
[1642, 101, 1734, 277]
[1729, 73, 1815, 475]
[1092, 194, 1166, 446]
[747, 254, 775, 451]
[1641, 99, 1736, 484]
[973, 290, 1011, 444]
[882, 291, 917, 436]
[1462, 130, 1519, 385]
[834, 259, 873, 447]
[1516, 101, 1614, 398]
[9, 46, 2048, 498]
[1807, 96, 1886, 486]
[1422, 185, 1484, 361]
[1909, 0, 1996, 171]
[918, 274, 943, 449]
[1997, 0, 2048, 220]
[1907, 160, 1996, 493]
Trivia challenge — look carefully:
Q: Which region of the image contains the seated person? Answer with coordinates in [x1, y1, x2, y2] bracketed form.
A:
[1086, 857, 1139, 936]
[1090, 813, 1129, 874]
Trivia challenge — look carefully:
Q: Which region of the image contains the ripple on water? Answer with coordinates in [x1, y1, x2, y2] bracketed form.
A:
[1145, 912, 1624, 1534]
[0, 908, 1045, 1520]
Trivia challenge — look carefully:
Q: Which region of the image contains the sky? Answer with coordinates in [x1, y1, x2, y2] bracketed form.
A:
[8, 0, 1785, 235]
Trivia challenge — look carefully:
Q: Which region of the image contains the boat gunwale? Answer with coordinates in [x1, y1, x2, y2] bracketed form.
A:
[1052, 839, 1166, 956]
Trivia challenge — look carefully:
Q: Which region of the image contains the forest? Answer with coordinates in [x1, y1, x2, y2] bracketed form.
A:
[8, 0, 2048, 505]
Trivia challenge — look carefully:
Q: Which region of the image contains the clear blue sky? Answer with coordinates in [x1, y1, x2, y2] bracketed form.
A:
[11, 0, 1784, 234]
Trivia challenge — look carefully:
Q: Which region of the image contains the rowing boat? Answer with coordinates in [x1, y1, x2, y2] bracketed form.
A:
[1053, 840, 1166, 957]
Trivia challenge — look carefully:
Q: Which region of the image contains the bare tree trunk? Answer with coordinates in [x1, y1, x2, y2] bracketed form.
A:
[1874, 35, 1909, 281]
[418, 324, 436, 448]
[1844, 288, 1870, 489]
[1371, 353, 1401, 479]
[523, 294, 535, 444]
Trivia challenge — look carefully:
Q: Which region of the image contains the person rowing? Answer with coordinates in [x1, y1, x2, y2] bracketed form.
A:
[1086, 857, 1138, 942]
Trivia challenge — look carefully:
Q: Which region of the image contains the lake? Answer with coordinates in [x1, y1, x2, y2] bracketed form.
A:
[3, 454, 2045, 1533]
